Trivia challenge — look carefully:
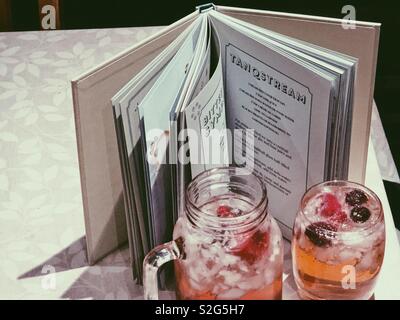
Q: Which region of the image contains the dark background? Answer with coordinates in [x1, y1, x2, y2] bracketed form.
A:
[1, 0, 399, 227]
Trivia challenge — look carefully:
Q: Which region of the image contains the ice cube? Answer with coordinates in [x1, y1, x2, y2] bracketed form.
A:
[264, 267, 276, 284]
[268, 244, 281, 263]
[337, 247, 362, 263]
[204, 259, 222, 277]
[208, 243, 222, 256]
[313, 246, 338, 263]
[212, 283, 229, 295]
[201, 246, 218, 260]
[185, 245, 202, 265]
[188, 261, 208, 283]
[357, 247, 382, 272]
[219, 270, 242, 286]
[340, 231, 379, 250]
[189, 277, 207, 292]
[357, 250, 374, 271]
[237, 274, 264, 291]
[217, 288, 245, 300]
[219, 252, 240, 266]
[238, 262, 250, 273]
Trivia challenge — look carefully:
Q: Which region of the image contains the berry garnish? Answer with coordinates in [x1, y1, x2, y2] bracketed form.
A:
[319, 193, 341, 217]
[235, 230, 269, 264]
[217, 205, 233, 217]
[346, 189, 368, 206]
[350, 206, 371, 223]
[216, 205, 242, 218]
[305, 222, 337, 247]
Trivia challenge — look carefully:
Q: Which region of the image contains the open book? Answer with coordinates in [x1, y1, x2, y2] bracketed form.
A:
[71, 5, 380, 282]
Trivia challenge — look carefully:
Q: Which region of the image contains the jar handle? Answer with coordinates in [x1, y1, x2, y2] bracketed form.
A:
[143, 238, 184, 300]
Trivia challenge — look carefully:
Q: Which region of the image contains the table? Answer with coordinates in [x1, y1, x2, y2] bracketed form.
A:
[0, 27, 399, 300]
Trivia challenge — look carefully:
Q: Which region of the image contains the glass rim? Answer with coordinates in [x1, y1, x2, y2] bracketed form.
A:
[185, 166, 268, 226]
[298, 179, 384, 235]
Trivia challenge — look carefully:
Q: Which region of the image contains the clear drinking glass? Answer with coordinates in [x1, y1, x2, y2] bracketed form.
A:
[292, 180, 385, 300]
[143, 167, 283, 300]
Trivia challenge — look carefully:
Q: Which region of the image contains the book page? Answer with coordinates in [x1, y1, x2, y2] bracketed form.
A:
[138, 18, 205, 246]
[182, 18, 230, 179]
[112, 21, 197, 253]
[185, 58, 229, 177]
[169, 14, 211, 219]
[209, 12, 335, 235]
[215, 13, 357, 180]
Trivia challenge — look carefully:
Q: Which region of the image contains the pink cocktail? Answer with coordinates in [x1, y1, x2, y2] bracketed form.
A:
[143, 167, 283, 300]
[174, 200, 283, 300]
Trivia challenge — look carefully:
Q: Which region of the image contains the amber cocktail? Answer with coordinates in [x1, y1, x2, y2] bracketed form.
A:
[292, 181, 385, 300]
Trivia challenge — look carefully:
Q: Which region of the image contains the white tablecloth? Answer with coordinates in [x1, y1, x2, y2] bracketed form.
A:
[0, 27, 399, 300]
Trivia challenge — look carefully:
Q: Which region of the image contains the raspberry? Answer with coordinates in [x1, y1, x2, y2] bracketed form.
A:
[350, 206, 371, 223]
[235, 230, 269, 264]
[346, 189, 368, 206]
[216, 205, 242, 218]
[217, 205, 233, 217]
[319, 193, 341, 217]
[305, 222, 337, 247]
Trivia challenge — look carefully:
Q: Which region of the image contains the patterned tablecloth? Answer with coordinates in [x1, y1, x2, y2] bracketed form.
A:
[0, 27, 398, 300]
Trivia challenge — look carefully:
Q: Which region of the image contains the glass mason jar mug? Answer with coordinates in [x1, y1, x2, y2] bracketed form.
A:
[143, 167, 283, 300]
[292, 180, 385, 300]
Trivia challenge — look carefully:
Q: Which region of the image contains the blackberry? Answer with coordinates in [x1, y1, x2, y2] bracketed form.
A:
[305, 222, 337, 247]
[350, 206, 371, 223]
[346, 189, 368, 206]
